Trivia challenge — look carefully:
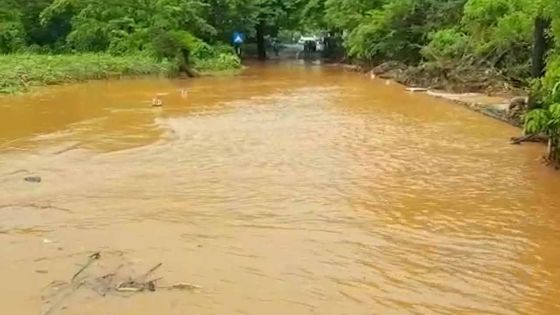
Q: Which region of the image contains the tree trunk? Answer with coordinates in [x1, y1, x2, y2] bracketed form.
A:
[256, 21, 266, 61]
[532, 15, 550, 78]
[178, 48, 197, 77]
[529, 15, 552, 109]
[545, 135, 560, 167]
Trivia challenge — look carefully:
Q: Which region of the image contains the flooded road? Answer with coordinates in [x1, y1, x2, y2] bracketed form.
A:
[1, 63, 560, 315]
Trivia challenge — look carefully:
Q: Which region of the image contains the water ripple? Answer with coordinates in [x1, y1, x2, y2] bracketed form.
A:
[1, 65, 560, 314]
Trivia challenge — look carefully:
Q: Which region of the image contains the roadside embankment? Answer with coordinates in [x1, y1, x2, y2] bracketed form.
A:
[423, 90, 523, 127]
[345, 61, 530, 128]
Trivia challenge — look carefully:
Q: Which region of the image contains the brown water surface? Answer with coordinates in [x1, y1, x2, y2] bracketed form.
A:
[1, 62, 560, 315]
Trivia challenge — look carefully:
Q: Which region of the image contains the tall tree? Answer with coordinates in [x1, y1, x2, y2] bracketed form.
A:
[251, 0, 302, 59]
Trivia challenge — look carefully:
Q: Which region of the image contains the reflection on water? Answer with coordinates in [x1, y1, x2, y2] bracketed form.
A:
[1, 63, 560, 315]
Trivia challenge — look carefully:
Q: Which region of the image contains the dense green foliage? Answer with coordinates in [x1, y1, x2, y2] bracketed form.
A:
[2, 0, 560, 87]
[290, 0, 554, 86]
[0, 0, 304, 55]
[0, 0, 249, 88]
[300, 0, 538, 76]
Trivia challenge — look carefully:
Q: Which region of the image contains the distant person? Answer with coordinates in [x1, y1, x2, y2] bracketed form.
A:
[304, 40, 316, 52]
[271, 37, 279, 57]
[232, 31, 245, 57]
[303, 40, 316, 59]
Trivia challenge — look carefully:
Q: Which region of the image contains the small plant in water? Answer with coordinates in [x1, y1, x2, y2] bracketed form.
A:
[525, 103, 560, 166]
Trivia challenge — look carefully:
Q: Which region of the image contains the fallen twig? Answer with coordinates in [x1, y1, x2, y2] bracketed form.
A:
[42, 281, 85, 315]
[0, 203, 71, 212]
[136, 262, 162, 282]
[511, 134, 547, 145]
[51, 143, 81, 155]
[71, 252, 101, 282]
[159, 282, 202, 291]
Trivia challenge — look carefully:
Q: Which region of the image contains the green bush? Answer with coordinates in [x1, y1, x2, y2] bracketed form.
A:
[184, 39, 241, 73]
[462, 0, 533, 62]
[191, 42, 218, 60]
[533, 55, 560, 105]
[524, 103, 560, 163]
[150, 30, 201, 60]
[344, 0, 467, 63]
[345, 0, 422, 62]
[0, 4, 27, 53]
[193, 53, 241, 72]
[422, 29, 469, 61]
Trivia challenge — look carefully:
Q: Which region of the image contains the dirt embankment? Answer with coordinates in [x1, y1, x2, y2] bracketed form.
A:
[359, 61, 530, 128]
[368, 61, 526, 93]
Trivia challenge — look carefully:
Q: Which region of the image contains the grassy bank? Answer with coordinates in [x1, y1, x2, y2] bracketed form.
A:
[0, 52, 243, 94]
[0, 54, 177, 94]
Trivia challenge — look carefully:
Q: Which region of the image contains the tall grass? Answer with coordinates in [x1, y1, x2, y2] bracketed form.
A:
[0, 54, 177, 94]
[193, 53, 242, 74]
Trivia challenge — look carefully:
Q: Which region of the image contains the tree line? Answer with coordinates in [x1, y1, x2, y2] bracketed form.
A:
[2, 0, 553, 78]
[0, 0, 303, 59]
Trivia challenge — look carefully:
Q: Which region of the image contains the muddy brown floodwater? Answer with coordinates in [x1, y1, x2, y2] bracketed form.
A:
[1, 62, 560, 315]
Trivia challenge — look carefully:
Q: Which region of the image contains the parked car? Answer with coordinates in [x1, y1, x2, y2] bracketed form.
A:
[297, 36, 325, 51]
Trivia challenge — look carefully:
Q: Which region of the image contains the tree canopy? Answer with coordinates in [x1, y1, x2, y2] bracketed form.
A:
[3, 0, 560, 90]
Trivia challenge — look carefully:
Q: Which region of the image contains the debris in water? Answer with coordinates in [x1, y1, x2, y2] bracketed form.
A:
[138, 262, 162, 280]
[161, 282, 202, 291]
[510, 133, 547, 145]
[71, 252, 101, 282]
[41, 252, 200, 315]
[24, 176, 42, 183]
[116, 278, 159, 292]
[406, 87, 428, 93]
[152, 95, 163, 107]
